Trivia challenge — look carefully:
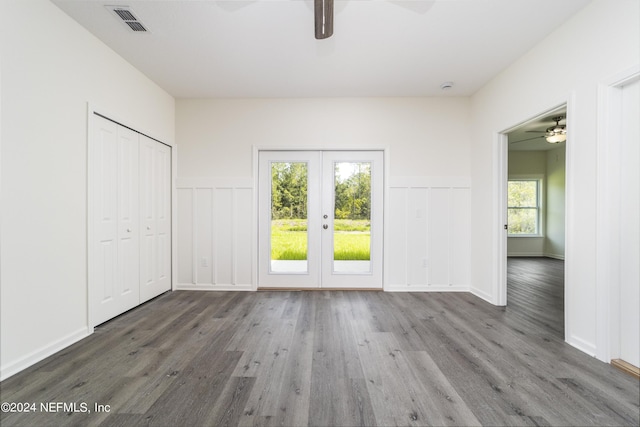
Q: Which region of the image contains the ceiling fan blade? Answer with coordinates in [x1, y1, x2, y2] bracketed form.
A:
[315, 0, 333, 39]
[525, 130, 545, 133]
[509, 135, 545, 144]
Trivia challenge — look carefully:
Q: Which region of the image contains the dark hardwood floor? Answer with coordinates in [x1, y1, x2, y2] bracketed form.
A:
[2, 266, 638, 426]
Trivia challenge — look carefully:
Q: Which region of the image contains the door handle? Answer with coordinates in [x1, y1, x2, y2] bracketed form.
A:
[323, 224, 328, 230]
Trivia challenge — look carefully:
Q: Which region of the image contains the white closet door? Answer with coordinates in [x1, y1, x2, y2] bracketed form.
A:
[92, 116, 140, 325]
[139, 135, 172, 302]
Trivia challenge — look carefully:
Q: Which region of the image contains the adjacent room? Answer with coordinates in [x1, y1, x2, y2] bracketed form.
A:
[506, 109, 567, 339]
[1, 0, 638, 425]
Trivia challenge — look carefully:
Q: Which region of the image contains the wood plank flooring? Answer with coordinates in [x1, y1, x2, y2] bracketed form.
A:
[507, 257, 565, 339]
[2, 262, 638, 426]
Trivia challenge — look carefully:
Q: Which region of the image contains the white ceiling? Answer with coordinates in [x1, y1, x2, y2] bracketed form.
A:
[51, 0, 591, 98]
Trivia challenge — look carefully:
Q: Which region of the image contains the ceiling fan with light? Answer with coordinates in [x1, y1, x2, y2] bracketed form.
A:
[543, 116, 567, 143]
[509, 115, 568, 145]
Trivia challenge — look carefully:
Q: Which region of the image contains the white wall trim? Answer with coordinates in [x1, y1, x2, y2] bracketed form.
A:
[469, 286, 494, 305]
[566, 334, 597, 359]
[562, 93, 576, 354]
[1, 327, 91, 382]
[176, 178, 253, 290]
[385, 285, 469, 293]
[507, 252, 545, 257]
[504, 253, 565, 260]
[176, 284, 253, 292]
[388, 179, 471, 292]
[390, 176, 471, 188]
[493, 132, 509, 306]
[595, 63, 640, 363]
[171, 144, 179, 292]
[86, 103, 97, 329]
[177, 177, 253, 189]
[252, 147, 259, 291]
[383, 148, 392, 292]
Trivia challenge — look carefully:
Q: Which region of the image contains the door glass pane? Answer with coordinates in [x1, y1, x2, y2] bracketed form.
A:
[270, 162, 308, 273]
[333, 162, 371, 273]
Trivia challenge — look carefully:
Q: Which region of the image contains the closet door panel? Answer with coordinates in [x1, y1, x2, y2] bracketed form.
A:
[117, 126, 140, 304]
[94, 118, 118, 319]
[139, 135, 171, 302]
[92, 116, 139, 325]
[139, 137, 156, 300]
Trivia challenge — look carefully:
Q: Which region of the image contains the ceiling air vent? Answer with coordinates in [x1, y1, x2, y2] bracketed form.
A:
[107, 6, 149, 33]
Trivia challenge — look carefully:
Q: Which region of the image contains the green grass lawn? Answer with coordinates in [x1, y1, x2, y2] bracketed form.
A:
[271, 219, 370, 260]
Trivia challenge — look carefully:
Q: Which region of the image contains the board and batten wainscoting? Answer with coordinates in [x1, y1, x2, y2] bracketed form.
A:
[177, 176, 471, 291]
[177, 178, 254, 290]
[387, 177, 471, 292]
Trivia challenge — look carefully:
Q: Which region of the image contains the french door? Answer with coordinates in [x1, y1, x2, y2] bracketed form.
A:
[258, 150, 383, 289]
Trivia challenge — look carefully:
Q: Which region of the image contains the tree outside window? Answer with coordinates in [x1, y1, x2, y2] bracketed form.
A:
[508, 180, 540, 235]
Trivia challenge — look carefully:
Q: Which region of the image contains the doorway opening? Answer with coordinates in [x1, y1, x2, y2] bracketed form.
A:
[258, 150, 384, 289]
[499, 105, 568, 338]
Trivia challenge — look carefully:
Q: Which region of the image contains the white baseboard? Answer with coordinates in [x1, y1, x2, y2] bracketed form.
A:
[566, 334, 597, 358]
[507, 253, 566, 260]
[176, 283, 253, 291]
[179, 283, 473, 293]
[470, 286, 496, 305]
[1, 327, 91, 382]
[507, 252, 545, 257]
[384, 284, 469, 292]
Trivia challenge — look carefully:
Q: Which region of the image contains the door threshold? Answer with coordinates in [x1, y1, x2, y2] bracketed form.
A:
[611, 359, 640, 379]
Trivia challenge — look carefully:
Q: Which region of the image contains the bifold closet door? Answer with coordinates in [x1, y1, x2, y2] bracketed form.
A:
[139, 135, 172, 302]
[92, 116, 140, 325]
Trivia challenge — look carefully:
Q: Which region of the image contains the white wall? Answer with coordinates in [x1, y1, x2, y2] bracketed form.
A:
[0, 0, 175, 380]
[176, 98, 472, 290]
[470, 0, 639, 357]
[545, 146, 566, 259]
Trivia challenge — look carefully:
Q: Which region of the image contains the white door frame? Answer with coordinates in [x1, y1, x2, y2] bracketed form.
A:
[494, 101, 572, 337]
[595, 64, 640, 363]
[254, 147, 388, 290]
